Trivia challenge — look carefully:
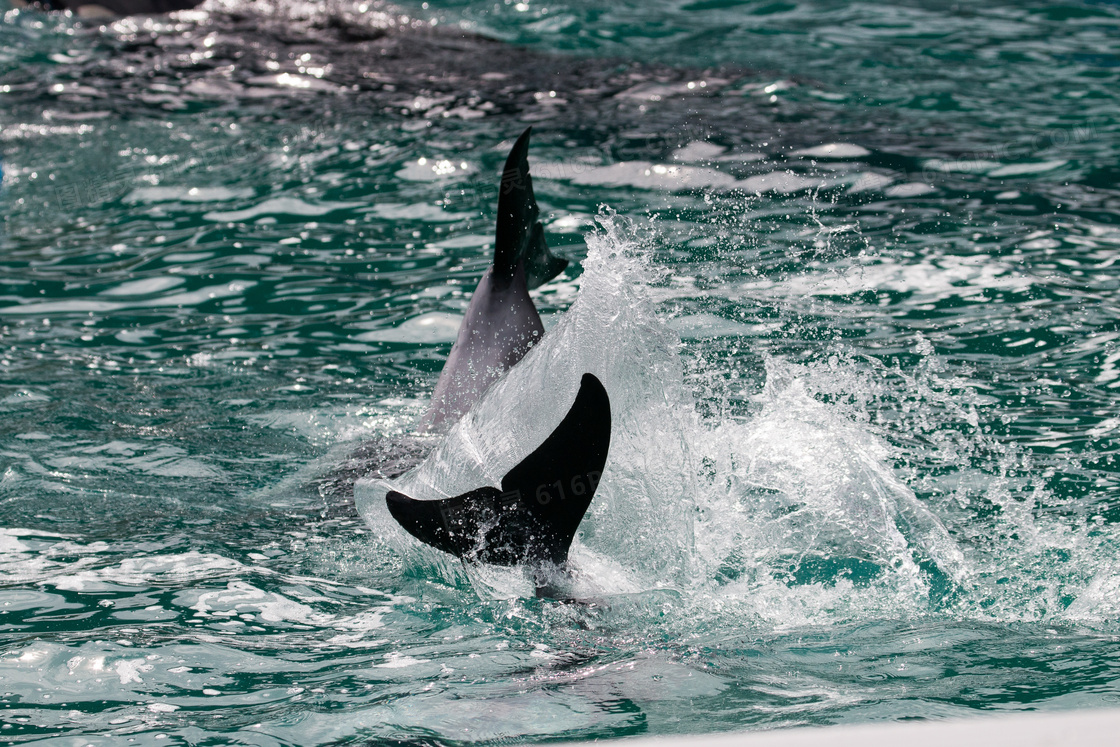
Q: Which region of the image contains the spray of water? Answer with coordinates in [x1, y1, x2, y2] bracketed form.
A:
[357, 212, 1120, 634]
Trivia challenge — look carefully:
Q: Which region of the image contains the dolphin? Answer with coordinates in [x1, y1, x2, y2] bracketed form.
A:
[16, 0, 202, 17]
[372, 128, 612, 578]
[420, 127, 568, 432]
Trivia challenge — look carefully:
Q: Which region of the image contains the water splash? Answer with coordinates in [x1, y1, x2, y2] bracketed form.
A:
[355, 215, 1009, 628]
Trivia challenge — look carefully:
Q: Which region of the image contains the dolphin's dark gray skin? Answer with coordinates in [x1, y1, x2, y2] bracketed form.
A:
[20, 0, 201, 17]
[422, 127, 567, 431]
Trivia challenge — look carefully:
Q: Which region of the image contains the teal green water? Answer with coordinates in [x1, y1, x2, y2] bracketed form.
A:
[3, 0, 1120, 743]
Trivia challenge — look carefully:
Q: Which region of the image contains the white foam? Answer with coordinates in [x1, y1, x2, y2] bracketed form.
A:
[50, 552, 244, 592]
[0, 529, 98, 587]
[357, 217, 968, 607]
[375, 653, 428, 668]
[0, 533, 31, 554]
[178, 580, 400, 642]
[115, 658, 152, 685]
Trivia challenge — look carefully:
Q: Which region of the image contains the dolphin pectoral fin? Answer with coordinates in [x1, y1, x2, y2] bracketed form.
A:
[494, 127, 568, 289]
[386, 373, 612, 567]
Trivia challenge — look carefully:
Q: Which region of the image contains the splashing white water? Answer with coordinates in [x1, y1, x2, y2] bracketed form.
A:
[356, 215, 983, 621]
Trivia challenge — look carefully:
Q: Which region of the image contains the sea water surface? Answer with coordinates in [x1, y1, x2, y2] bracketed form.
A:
[3, 0, 1120, 743]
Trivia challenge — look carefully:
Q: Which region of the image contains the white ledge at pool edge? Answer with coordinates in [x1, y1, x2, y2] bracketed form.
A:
[555, 707, 1120, 747]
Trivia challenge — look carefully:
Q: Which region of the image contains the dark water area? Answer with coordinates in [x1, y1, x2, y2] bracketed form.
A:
[2, 0, 1120, 744]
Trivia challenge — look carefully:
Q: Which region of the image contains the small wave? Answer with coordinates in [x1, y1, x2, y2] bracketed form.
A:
[204, 197, 362, 222]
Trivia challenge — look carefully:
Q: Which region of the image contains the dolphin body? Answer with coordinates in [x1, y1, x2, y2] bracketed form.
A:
[377, 128, 612, 577]
[420, 128, 567, 432]
[17, 0, 201, 17]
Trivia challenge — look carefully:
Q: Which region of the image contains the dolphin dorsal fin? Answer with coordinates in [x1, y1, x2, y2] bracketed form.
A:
[493, 127, 569, 289]
[386, 373, 611, 567]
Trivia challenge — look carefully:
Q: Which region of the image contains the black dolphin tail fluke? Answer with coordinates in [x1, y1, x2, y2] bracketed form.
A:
[386, 373, 611, 567]
[493, 127, 569, 289]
